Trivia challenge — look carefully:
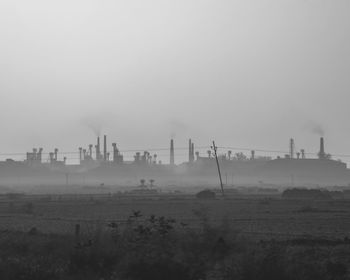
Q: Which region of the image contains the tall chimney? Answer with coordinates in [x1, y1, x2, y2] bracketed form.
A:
[191, 143, 195, 162]
[170, 139, 175, 165]
[112, 143, 117, 162]
[97, 137, 100, 160]
[318, 137, 325, 159]
[188, 139, 192, 163]
[289, 138, 294, 159]
[103, 135, 107, 161]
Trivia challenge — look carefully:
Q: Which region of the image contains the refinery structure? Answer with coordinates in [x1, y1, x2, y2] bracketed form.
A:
[0, 135, 349, 187]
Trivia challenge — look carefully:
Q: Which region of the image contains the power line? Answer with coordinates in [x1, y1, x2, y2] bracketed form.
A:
[0, 146, 211, 156]
[216, 146, 350, 159]
[2, 145, 350, 159]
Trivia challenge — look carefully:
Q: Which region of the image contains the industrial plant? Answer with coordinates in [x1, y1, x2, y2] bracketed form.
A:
[0, 135, 349, 187]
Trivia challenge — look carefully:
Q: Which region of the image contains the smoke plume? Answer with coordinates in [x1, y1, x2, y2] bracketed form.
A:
[303, 120, 325, 136]
[168, 119, 188, 139]
[80, 116, 104, 137]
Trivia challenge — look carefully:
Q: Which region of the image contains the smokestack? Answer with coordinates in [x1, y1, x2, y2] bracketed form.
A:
[112, 143, 119, 163]
[191, 143, 195, 162]
[188, 139, 193, 163]
[318, 137, 325, 159]
[97, 137, 100, 160]
[112, 143, 116, 161]
[170, 139, 175, 165]
[289, 138, 294, 159]
[103, 135, 107, 161]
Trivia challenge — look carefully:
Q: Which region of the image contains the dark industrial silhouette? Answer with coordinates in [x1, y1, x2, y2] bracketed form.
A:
[0, 135, 349, 187]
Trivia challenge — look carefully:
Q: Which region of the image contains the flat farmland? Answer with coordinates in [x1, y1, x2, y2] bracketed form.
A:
[1, 193, 350, 240]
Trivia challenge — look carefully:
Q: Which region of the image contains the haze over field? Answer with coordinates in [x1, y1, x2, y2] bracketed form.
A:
[0, 0, 349, 164]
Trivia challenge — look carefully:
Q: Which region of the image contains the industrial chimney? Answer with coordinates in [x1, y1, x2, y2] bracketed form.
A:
[103, 135, 107, 161]
[96, 137, 101, 160]
[191, 143, 195, 161]
[112, 143, 117, 162]
[188, 139, 192, 163]
[112, 142, 122, 163]
[289, 138, 295, 159]
[170, 139, 175, 165]
[318, 137, 326, 159]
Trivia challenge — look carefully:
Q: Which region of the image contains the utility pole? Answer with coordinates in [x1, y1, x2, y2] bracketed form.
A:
[212, 141, 224, 197]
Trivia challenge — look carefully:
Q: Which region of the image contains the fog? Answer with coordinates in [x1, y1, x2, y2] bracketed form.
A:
[0, 0, 349, 164]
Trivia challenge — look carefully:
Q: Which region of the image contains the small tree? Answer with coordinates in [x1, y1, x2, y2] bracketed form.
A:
[140, 179, 146, 188]
[235, 152, 247, 161]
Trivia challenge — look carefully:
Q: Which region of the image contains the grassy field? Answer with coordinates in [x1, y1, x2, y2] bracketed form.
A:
[1, 191, 350, 279]
[1, 192, 350, 239]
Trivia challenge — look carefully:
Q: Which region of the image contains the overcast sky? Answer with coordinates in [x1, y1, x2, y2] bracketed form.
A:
[0, 0, 349, 164]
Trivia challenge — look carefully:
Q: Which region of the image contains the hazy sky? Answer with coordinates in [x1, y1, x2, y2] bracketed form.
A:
[0, 0, 349, 164]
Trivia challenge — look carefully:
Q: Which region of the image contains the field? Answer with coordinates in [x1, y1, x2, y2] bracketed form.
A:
[1, 191, 350, 240]
[1, 190, 350, 279]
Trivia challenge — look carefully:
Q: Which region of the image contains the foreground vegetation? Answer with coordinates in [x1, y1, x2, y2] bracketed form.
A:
[1, 208, 350, 280]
